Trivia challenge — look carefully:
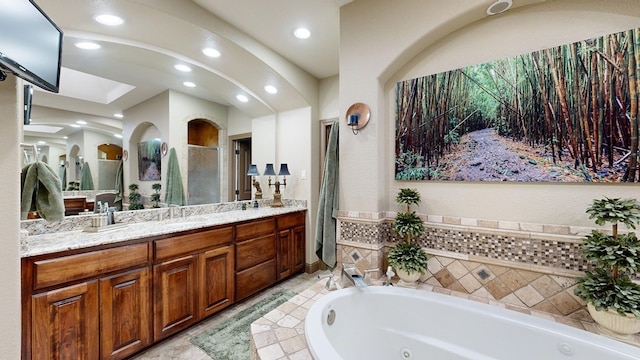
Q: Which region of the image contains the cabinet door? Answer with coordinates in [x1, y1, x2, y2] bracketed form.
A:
[276, 229, 292, 280]
[99, 267, 151, 360]
[153, 255, 198, 341]
[292, 225, 305, 274]
[199, 245, 234, 318]
[32, 281, 99, 360]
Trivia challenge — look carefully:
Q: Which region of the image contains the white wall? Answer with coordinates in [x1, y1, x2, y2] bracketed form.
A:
[124, 91, 170, 199]
[339, 0, 640, 227]
[0, 76, 23, 359]
[319, 76, 339, 121]
[251, 114, 277, 196]
[227, 107, 252, 136]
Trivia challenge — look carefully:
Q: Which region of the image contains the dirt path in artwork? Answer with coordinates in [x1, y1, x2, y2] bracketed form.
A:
[437, 128, 586, 182]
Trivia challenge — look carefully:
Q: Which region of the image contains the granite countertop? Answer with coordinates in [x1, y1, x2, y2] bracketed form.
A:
[21, 206, 306, 258]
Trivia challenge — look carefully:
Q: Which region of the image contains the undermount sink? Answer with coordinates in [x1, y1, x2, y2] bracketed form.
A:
[160, 221, 202, 231]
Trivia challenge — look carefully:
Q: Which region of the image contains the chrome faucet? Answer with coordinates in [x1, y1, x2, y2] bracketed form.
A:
[341, 263, 368, 288]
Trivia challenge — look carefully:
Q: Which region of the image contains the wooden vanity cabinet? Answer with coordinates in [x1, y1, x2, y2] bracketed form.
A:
[23, 242, 151, 360]
[31, 281, 99, 360]
[23, 211, 305, 359]
[152, 226, 234, 341]
[276, 211, 306, 280]
[235, 218, 277, 301]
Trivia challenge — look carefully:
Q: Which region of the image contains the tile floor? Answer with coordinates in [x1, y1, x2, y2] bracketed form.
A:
[130, 271, 323, 360]
[132, 269, 640, 360]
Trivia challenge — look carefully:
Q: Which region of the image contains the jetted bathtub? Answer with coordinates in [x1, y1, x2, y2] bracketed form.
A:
[304, 286, 640, 360]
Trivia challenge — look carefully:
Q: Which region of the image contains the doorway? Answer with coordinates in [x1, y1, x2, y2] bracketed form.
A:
[231, 137, 252, 201]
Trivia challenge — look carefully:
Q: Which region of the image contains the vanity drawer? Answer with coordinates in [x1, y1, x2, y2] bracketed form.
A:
[154, 226, 233, 261]
[236, 218, 275, 242]
[33, 243, 148, 290]
[235, 259, 277, 301]
[235, 234, 276, 271]
[277, 211, 305, 229]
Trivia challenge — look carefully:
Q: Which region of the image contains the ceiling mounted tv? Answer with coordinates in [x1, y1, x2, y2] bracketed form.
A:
[0, 0, 63, 93]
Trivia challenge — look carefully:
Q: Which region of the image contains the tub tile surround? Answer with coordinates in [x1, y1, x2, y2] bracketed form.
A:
[250, 276, 640, 360]
[334, 211, 640, 336]
[20, 199, 306, 257]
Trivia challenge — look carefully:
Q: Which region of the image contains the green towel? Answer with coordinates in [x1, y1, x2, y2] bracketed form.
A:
[58, 165, 66, 190]
[165, 148, 186, 206]
[114, 160, 124, 210]
[21, 162, 65, 221]
[315, 122, 339, 268]
[80, 162, 94, 190]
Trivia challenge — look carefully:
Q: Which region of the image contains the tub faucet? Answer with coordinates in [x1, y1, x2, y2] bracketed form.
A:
[341, 263, 368, 288]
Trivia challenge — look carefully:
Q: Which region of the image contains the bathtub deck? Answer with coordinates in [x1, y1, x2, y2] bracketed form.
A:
[249, 275, 640, 360]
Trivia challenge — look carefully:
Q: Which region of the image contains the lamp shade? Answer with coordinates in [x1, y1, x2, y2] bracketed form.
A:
[278, 163, 290, 176]
[263, 163, 276, 176]
[247, 164, 260, 176]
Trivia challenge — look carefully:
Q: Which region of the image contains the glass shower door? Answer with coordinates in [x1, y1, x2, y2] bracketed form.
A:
[187, 145, 219, 205]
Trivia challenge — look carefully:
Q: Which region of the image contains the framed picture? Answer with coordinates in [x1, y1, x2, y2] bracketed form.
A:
[137, 140, 161, 181]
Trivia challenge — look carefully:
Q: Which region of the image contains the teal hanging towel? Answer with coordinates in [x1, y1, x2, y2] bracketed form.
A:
[314, 122, 339, 268]
[165, 147, 186, 206]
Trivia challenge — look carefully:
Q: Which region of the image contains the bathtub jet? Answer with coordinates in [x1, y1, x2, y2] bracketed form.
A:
[304, 286, 640, 360]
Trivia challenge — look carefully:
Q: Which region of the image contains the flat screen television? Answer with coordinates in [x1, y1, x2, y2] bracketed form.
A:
[0, 0, 63, 93]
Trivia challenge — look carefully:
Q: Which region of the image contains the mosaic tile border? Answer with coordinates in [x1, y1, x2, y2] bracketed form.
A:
[336, 212, 625, 273]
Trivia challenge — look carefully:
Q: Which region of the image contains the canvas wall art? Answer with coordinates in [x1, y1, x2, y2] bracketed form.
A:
[395, 27, 640, 183]
[137, 140, 161, 181]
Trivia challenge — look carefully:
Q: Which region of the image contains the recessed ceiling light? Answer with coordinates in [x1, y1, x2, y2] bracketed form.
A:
[202, 47, 221, 58]
[75, 42, 101, 50]
[76, 120, 87, 125]
[70, 124, 80, 128]
[183, 81, 196, 88]
[236, 94, 249, 103]
[174, 64, 192, 72]
[63, 136, 68, 139]
[294, 27, 311, 39]
[94, 14, 124, 26]
[37, 141, 46, 144]
[264, 85, 278, 94]
[113, 113, 124, 118]
[114, 134, 123, 139]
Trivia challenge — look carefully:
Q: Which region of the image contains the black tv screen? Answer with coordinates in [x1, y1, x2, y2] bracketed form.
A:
[0, 0, 63, 93]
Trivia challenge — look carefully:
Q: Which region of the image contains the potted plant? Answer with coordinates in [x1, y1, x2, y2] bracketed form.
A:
[151, 183, 162, 208]
[128, 183, 145, 210]
[387, 188, 428, 287]
[574, 197, 640, 336]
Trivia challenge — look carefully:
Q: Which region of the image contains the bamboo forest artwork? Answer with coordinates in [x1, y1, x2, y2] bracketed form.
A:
[395, 27, 640, 182]
[137, 140, 161, 181]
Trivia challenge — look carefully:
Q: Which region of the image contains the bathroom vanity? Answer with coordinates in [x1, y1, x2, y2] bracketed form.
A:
[20, 207, 306, 360]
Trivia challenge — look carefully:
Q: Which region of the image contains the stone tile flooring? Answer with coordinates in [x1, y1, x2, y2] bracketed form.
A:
[131, 270, 640, 360]
[130, 271, 323, 360]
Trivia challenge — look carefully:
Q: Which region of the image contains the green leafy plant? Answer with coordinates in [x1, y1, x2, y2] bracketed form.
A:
[395, 149, 427, 181]
[574, 197, 640, 317]
[128, 183, 144, 210]
[151, 183, 162, 208]
[387, 188, 428, 275]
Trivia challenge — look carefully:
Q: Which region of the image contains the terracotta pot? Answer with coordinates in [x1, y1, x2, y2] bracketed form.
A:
[587, 302, 640, 335]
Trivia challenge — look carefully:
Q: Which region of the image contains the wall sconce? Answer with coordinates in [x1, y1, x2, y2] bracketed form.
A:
[345, 102, 371, 135]
[247, 164, 262, 199]
[264, 163, 290, 207]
